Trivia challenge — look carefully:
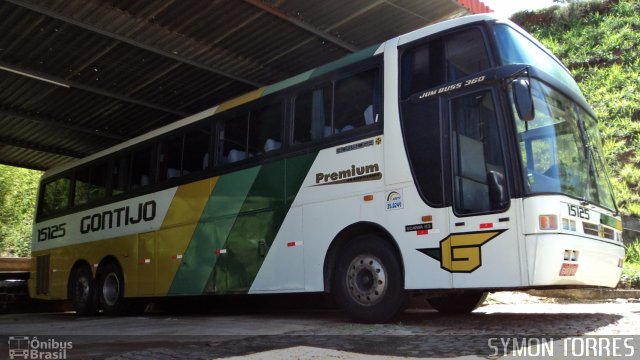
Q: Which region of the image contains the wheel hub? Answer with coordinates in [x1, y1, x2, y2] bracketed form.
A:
[102, 272, 120, 306]
[346, 254, 387, 306]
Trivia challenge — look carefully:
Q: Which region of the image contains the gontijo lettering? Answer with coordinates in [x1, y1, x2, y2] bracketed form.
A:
[80, 200, 156, 234]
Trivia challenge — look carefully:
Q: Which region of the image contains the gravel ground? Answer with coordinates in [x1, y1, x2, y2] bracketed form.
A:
[2, 291, 638, 359]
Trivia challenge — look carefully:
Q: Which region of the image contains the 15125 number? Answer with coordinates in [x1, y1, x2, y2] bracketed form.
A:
[567, 204, 590, 220]
[38, 223, 66, 242]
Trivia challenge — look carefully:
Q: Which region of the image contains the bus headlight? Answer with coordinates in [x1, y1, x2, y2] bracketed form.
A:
[539, 215, 558, 230]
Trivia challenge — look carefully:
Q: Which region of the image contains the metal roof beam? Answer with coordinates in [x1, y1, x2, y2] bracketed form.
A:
[263, 0, 385, 67]
[243, 0, 359, 53]
[0, 136, 85, 158]
[7, 0, 266, 88]
[0, 61, 189, 117]
[0, 107, 126, 141]
[0, 159, 47, 171]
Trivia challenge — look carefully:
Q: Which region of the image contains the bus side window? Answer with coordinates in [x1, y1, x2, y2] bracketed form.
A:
[218, 114, 248, 164]
[74, 162, 108, 206]
[131, 146, 155, 189]
[293, 84, 332, 144]
[249, 102, 282, 155]
[184, 123, 211, 173]
[334, 68, 378, 133]
[112, 154, 130, 196]
[41, 177, 71, 216]
[401, 29, 489, 99]
[158, 132, 184, 181]
[74, 167, 91, 206]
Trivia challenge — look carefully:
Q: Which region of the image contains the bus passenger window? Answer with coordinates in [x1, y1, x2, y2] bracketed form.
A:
[90, 162, 108, 202]
[219, 114, 248, 164]
[74, 167, 91, 206]
[334, 69, 378, 133]
[184, 124, 211, 173]
[158, 132, 183, 181]
[293, 84, 332, 143]
[131, 146, 154, 189]
[41, 177, 71, 215]
[75, 162, 108, 206]
[249, 102, 282, 155]
[112, 154, 130, 195]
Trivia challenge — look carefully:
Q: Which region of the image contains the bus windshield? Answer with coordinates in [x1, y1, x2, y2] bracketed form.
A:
[494, 23, 616, 211]
[512, 79, 616, 211]
[493, 23, 584, 101]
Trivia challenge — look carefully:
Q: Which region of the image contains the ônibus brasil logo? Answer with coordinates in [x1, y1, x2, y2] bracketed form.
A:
[7, 336, 72, 360]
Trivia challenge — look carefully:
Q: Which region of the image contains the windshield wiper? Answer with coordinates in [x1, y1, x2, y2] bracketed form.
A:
[586, 131, 620, 214]
[577, 113, 619, 214]
[576, 107, 593, 207]
[581, 143, 593, 207]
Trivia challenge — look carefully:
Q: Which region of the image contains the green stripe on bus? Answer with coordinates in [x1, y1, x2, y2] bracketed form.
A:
[263, 44, 380, 97]
[309, 44, 380, 79]
[205, 152, 318, 294]
[263, 70, 314, 96]
[168, 166, 261, 295]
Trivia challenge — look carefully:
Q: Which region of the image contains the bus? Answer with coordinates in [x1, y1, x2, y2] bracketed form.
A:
[29, 14, 625, 323]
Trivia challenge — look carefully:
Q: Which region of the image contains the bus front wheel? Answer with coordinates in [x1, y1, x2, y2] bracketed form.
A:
[70, 265, 98, 316]
[332, 235, 405, 323]
[98, 262, 127, 315]
[427, 291, 487, 314]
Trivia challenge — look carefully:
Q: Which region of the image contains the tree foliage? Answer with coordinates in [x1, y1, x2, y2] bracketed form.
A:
[512, 0, 640, 215]
[0, 165, 42, 257]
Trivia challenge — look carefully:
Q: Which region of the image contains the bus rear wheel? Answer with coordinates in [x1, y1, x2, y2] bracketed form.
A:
[70, 265, 97, 316]
[427, 291, 487, 314]
[332, 235, 405, 323]
[98, 262, 128, 315]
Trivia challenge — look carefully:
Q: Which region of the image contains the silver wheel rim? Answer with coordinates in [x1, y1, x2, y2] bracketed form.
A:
[346, 254, 387, 306]
[102, 272, 120, 307]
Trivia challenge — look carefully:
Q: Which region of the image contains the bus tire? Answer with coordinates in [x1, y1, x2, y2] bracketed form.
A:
[98, 262, 127, 315]
[427, 291, 487, 314]
[70, 265, 98, 316]
[332, 235, 405, 323]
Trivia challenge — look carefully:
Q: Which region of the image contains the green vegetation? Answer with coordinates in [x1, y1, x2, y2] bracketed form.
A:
[620, 241, 640, 288]
[512, 0, 640, 216]
[0, 165, 42, 257]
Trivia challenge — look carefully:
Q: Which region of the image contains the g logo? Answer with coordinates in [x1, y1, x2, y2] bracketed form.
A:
[419, 230, 505, 273]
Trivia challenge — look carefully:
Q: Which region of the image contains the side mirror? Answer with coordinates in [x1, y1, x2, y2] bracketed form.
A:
[488, 170, 509, 209]
[513, 78, 534, 121]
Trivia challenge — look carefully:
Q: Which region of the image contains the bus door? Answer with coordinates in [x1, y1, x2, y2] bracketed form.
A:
[445, 89, 522, 288]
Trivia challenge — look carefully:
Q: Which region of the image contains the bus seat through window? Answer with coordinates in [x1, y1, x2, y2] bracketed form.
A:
[264, 138, 281, 152]
[364, 104, 374, 125]
[228, 149, 247, 163]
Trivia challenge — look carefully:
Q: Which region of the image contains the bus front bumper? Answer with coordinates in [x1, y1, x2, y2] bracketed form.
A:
[526, 233, 624, 288]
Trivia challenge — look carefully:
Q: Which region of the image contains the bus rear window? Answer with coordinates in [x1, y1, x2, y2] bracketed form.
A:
[41, 177, 71, 216]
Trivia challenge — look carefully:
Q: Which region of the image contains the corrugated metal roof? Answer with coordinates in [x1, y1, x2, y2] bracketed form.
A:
[0, 0, 490, 170]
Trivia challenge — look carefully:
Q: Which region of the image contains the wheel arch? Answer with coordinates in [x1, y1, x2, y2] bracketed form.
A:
[323, 221, 403, 293]
[96, 255, 122, 276]
[95, 255, 126, 289]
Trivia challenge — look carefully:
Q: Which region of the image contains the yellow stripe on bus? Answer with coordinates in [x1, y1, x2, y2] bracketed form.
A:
[154, 178, 217, 295]
[216, 88, 265, 113]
